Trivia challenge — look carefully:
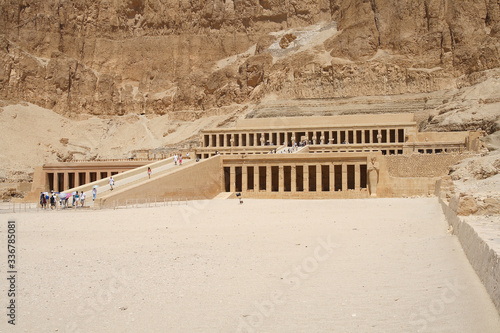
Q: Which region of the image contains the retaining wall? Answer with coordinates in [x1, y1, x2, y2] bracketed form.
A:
[436, 180, 500, 315]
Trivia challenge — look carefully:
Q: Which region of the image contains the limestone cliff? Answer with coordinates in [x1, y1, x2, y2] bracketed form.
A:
[1, 0, 500, 117]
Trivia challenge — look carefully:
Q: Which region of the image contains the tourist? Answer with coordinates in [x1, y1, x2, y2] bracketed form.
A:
[174, 154, 178, 165]
[148, 167, 152, 179]
[186, 152, 190, 159]
[109, 176, 114, 190]
[80, 191, 85, 207]
[196, 156, 200, 162]
[179, 154, 183, 165]
[75, 191, 80, 207]
[39, 192, 44, 208]
[92, 187, 97, 201]
[50, 194, 56, 210]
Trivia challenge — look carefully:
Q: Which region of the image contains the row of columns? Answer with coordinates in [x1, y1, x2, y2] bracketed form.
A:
[47, 170, 118, 191]
[227, 163, 364, 193]
[205, 128, 405, 148]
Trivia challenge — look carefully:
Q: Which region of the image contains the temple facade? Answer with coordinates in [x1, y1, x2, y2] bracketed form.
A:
[28, 113, 482, 201]
[195, 114, 480, 159]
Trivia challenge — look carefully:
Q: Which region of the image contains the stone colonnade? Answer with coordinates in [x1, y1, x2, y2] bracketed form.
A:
[45, 170, 124, 192]
[204, 128, 406, 148]
[223, 162, 368, 193]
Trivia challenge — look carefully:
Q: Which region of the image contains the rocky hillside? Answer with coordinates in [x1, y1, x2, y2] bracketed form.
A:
[1, 0, 500, 116]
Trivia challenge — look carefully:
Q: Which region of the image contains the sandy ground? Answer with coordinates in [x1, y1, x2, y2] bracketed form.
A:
[0, 198, 499, 333]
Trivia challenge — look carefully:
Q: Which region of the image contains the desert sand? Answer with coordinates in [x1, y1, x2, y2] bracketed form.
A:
[1, 198, 499, 332]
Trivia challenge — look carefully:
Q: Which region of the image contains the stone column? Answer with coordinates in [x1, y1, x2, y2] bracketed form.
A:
[355, 163, 361, 190]
[230, 166, 236, 192]
[291, 165, 297, 192]
[254, 166, 259, 191]
[304, 165, 309, 192]
[329, 164, 335, 192]
[312, 134, 317, 145]
[266, 166, 272, 192]
[242, 166, 248, 191]
[75, 173, 81, 187]
[362, 130, 366, 144]
[354, 130, 357, 144]
[63, 172, 69, 190]
[278, 165, 284, 192]
[53, 172, 59, 192]
[316, 164, 322, 192]
[254, 133, 258, 146]
[342, 163, 347, 191]
[85, 172, 90, 185]
[260, 133, 265, 146]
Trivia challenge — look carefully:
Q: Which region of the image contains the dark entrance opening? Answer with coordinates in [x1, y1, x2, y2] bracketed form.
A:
[364, 130, 370, 143]
[271, 166, 279, 191]
[296, 166, 304, 191]
[235, 167, 242, 192]
[356, 130, 362, 144]
[308, 165, 316, 192]
[242, 134, 247, 146]
[296, 132, 306, 144]
[78, 173, 86, 186]
[68, 173, 75, 189]
[249, 133, 254, 146]
[47, 173, 54, 191]
[58, 173, 64, 192]
[284, 166, 291, 192]
[348, 131, 354, 144]
[219, 134, 225, 147]
[389, 129, 396, 143]
[381, 130, 387, 143]
[247, 167, 254, 191]
[347, 165, 355, 190]
[373, 130, 379, 143]
[279, 133, 285, 146]
[340, 131, 346, 144]
[324, 131, 330, 144]
[360, 164, 367, 189]
[398, 129, 405, 142]
[334, 165, 342, 191]
[259, 166, 266, 191]
[224, 167, 230, 192]
[321, 165, 329, 191]
[333, 131, 338, 144]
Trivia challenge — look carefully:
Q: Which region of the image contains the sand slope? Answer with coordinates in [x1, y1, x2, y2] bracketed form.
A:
[1, 198, 499, 332]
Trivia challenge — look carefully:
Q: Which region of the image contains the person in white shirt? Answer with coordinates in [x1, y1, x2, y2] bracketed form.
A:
[80, 191, 86, 207]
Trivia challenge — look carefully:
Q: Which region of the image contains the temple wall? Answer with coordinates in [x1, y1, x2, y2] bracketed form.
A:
[376, 154, 470, 197]
[385, 154, 470, 178]
[436, 183, 500, 315]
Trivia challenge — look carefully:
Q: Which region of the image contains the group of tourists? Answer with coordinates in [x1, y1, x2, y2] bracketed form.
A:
[173, 153, 190, 165]
[39, 186, 98, 210]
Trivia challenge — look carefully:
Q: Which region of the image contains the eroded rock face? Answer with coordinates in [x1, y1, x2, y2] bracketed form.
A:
[0, 0, 499, 116]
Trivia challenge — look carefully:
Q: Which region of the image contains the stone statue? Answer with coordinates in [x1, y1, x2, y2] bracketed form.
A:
[367, 157, 379, 197]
